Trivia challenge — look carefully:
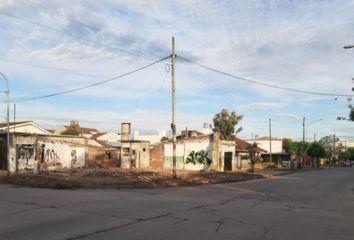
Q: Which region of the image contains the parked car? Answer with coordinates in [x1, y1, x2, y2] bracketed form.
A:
[341, 160, 353, 167]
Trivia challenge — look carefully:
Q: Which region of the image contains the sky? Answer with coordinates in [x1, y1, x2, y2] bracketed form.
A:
[1, 0, 354, 141]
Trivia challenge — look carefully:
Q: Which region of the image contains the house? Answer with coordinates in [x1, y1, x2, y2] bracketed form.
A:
[120, 123, 150, 169]
[0, 132, 87, 173]
[0, 121, 51, 135]
[150, 131, 236, 172]
[54, 121, 99, 138]
[0, 120, 154, 174]
[246, 136, 291, 163]
[234, 137, 267, 169]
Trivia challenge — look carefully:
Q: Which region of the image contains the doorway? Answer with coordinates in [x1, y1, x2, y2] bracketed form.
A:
[224, 152, 232, 171]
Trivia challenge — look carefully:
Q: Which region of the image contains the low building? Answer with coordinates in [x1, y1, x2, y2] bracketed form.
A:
[54, 121, 99, 139]
[234, 137, 267, 169]
[0, 132, 87, 173]
[120, 140, 150, 169]
[246, 136, 291, 163]
[150, 131, 236, 172]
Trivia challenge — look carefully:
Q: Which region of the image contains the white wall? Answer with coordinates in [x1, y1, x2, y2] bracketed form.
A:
[164, 139, 213, 170]
[247, 140, 283, 153]
[133, 130, 166, 144]
[39, 141, 85, 169]
[7, 124, 49, 135]
[97, 132, 121, 142]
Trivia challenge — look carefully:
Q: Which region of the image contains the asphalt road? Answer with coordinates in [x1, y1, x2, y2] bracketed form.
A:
[0, 168, 353, 240]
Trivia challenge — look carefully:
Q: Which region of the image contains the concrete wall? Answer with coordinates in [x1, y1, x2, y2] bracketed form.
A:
[38, 141, 85, 170]
[163, 137, 213, 170]
[120, 141, 150, 169]
[150, 143, 164, 170]
[5, 134, 88, 173]
[219, 140, 236, 171]
[11, 135, 37, 173]
[87, 147, 119, 168]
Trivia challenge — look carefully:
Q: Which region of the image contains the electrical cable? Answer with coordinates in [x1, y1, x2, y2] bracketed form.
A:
[178, 55, 354, 97]
[10, 55, 170, 102]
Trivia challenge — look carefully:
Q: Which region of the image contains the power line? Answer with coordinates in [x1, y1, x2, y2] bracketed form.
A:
[0, 10, 166, 60]
[10, 55, 170, 102]
[178, 55, 354, 97]
[0, 58, 126, 74]
[15, 0, 101, 32]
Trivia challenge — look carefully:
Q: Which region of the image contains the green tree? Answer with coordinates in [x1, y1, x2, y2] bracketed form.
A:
[213, 109, 242, 140]
[283, 140, 296, 169]
[339, 147, 354, 161]
[307, 142, 326, 168]
[293, 142, 310, 169]
[248, 142, 258, 172]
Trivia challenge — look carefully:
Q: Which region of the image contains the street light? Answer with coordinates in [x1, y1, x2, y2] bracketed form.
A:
[305, 118, 323, 141]
[0, 72, 10, 173]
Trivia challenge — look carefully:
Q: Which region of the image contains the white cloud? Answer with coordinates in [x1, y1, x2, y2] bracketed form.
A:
[1, 0, 354, 138]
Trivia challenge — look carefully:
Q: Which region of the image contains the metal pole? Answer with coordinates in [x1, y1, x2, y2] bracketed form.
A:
[0, 72, 10, 173]
[302, 117, 305, 143]
[171, 37, 177, 178]
[269, 118, 272, 163]
[13, 104, 16, 133]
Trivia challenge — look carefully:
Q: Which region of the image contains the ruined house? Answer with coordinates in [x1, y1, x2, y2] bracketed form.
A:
[150, 131, 236, 172]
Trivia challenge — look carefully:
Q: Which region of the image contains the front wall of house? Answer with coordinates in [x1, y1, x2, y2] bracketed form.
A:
[163, 138, 213, 170]
[10, 125, 48, 135]
[97, 133, 121, 142]
[39, 141, 85, 170]
[9, 135, 37, 172]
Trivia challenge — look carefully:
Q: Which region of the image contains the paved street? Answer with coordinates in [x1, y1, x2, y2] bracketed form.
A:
[0, 168, 353, 240]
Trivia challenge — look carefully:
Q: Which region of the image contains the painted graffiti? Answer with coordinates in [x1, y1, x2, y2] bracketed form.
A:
[44, 148, 63, 168]
[38, 141, 85, 169]
[17, 144, 35, 170]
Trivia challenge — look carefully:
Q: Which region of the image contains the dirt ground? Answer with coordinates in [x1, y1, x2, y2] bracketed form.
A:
[0, 168, 266, 189]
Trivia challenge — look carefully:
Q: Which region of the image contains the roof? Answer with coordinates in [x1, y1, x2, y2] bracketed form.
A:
[235, 137, 267, 153]
[90, 132, 107, 140]
[254, 136, 281, 141]
[0, 121, 51, 135]
[0, 121, 31, 128]
[46, 129, 55, 134]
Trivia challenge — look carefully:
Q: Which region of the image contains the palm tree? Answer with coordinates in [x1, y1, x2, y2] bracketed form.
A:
[248, 142, 258, 172]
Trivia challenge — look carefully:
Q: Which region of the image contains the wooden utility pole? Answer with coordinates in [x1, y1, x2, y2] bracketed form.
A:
[171, 37, 177, 178]
[269, 118, 272, 163]
[302, 117, 305, 143]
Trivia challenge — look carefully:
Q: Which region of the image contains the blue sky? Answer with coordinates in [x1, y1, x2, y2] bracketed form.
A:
[1, 0, 354, 140]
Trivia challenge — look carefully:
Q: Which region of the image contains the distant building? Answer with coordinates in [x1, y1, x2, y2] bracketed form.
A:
[133, 129, 166, 144]
[246, 136, 291, 163]
[200, 122, 213, 135]
[246, 136, 283, 153]
[91, 132, 121, 143]
[54, 121, 99, 138]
